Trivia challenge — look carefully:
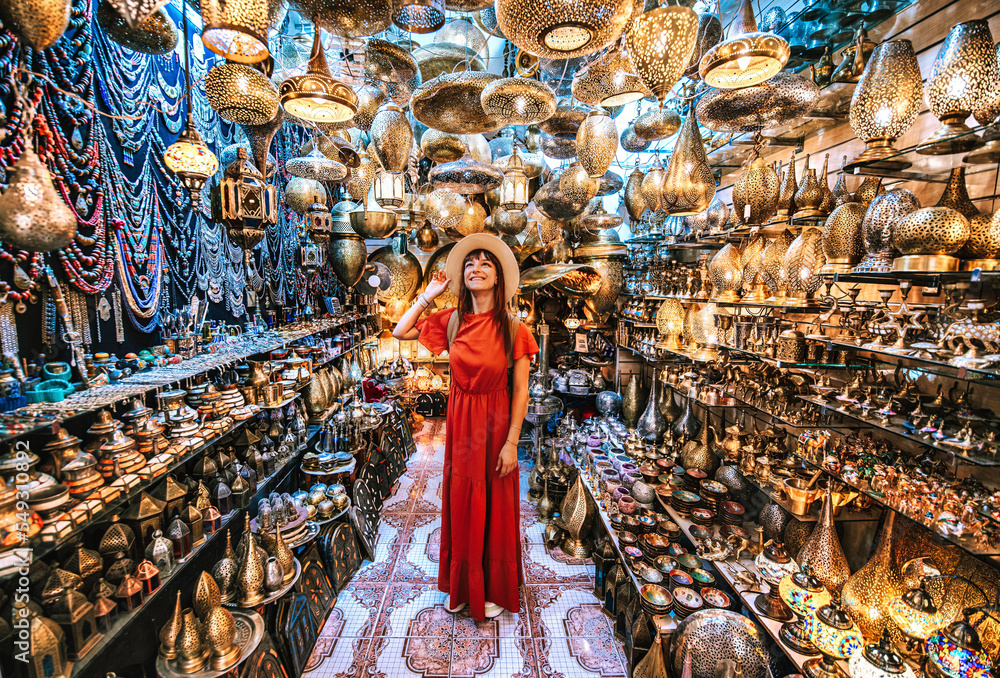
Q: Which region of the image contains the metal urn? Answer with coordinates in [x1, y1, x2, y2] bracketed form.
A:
[636, 369, 669, 444]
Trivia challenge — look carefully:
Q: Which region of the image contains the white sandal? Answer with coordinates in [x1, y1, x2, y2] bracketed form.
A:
[484, 602, 504, 618]
[445, 595, 466, 613]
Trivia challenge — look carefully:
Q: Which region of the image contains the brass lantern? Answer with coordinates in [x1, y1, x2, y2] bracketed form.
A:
[891, 207, 971, 272]
[306, 202, 333, 243]
[220, 147, 278, 251]
[847, 40, 923, 167]
[49, 590, 101, 660]
[0, 0, 71, 51]
[499, 146, 529, 212]
[121, 491, 167, 553]
[576, 110, 617, 178]
[480, 77, 558, 126]
[286, 148, 348, 183]
[709, 243, 743, 302]
[19, 601, 71, 678]
[391, 0, 445, 34]
[205, 62, 279, 126]
[918, 20, 998, 155]
[496, 0, 636, 59]
[641, 157, 666, 212]
[370, 102, 413, 173]
[571, 47, 651, 107]
[733, 148, 779, 226]
[200, 0, 269, 63]
[373, 170, 406, 208]
[699, 0, 789, 89]
[559, 161, 599, 203]
[626, 5, 699, 102]
[279, 26, 358, 125]
[784, 227, 826, 303]
[821, 202, 867, 273]
[624, 165, 647, 221]
[661, 107, 715, 216]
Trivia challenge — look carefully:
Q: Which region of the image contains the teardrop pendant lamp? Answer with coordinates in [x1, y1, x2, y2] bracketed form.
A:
[625, 4, 699, 102]
[698, 0, 789, 90]
[661, 106, 715, 216]
[279, 25, 358, 124]
[199, 0, 270, 63]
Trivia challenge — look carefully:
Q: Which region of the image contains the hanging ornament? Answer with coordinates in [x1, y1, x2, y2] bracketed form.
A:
[496, 0, 636, 60]
[576, 110, 617, 179]
[200, 0, 270, 63]
[0, 145, 77, 252]
[0, 0, 70, 50]
[559, 161, 599, 203]
[220, 147, 277, 251]
[279, 26, 358, 124]
[97, 1, 177, 55]
[370, 102, 413, 173]
[626, 5, 699, 102]
[660, 106, 716, 216]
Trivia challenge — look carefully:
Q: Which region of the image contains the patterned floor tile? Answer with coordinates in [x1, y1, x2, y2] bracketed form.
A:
[534, 636, 627, 678]
[393, 532, 441, 584]
[450, 637, 538, 678]
[351, 541, 398, 584]
[382, 473, 422, 514]
[303, 636, 370, 678]
[453, 587, 530, 638]
[417, 469, 444, 513]
[365, 636, 452, 678]
[374, 583, 452, 637]
[524, 584, 612, 639]
[522, 542, 592, 585]
[330, 582, 386, 638]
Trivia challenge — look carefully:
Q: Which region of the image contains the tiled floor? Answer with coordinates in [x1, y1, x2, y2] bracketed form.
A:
[304, 417, 628, 678]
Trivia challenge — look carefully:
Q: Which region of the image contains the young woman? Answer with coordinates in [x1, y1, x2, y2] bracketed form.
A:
[393, 233, 538, 621]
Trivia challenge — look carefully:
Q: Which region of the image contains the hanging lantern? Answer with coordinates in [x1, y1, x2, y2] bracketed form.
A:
[373, 170, 406, 208]
[370, 102, 413, 173]
[576, 110, 617, 179]
[641, 158, 666, 213]
[305, 202, 333, 242]
[205, 62, 279, 126]
[300, 235, 326, 273]
[285, 147, 347, 182]
[625, 5, 699, 102]
[220, 147, 277, 251]
[480, 77, 558, 126]
[285, 177, 326, 215]
[698, 0, 789, 89]
[572, 48, 651, 107]
[199, 0, 270, 64]
[918, 20, 998, 155]
[391, 0, 445, 34]
[279, 26, 358, 124]
[165, 0, 219, 207]
[0, 145, 77, 252]
[496, 0, 636, 59]
[426, 189, 466, 229]
[661, 107, 715, 216]
[97, 1, 177, 55]
[559, 161, 599, 203]
[499, 146, 529, 212]
[624, 165, 647, 221]
[0, 0, 71, 50]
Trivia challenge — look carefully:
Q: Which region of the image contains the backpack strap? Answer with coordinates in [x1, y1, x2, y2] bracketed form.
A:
[446, 309, 520, 368]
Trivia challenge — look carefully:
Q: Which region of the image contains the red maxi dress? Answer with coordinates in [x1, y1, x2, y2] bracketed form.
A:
[416, 308, 539, 621]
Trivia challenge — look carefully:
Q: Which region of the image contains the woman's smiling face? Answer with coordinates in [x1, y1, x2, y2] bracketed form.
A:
[463, 252, 497, 292]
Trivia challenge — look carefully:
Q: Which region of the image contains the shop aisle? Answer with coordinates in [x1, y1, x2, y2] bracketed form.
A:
[303, 417, 628, 678]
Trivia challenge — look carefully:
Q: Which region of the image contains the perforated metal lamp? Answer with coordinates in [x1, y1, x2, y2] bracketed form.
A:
[199, 0, 270, 64]
[220, 147, 277, 251]
[279, 26, 358, 124]
[626, 4, 700, 102]
[699, 0, 789, 90]
[165, 0, 218, 207]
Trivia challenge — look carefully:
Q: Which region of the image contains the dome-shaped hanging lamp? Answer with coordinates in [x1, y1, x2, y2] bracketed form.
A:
[279, 26, 358, 125]
[699, 0, 789, 90]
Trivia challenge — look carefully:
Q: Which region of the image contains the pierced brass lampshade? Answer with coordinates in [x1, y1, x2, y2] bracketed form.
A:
[496, 0, 636, 59]
[621, 126, 651, 152]
[733, 149, 779, 226]
[847, 40, 922, 167]
[411, 71, 504, 135]
[98, 1, 177, 55]
[199, 0, 270, 64]
[391, 0, 445, 33]
[634, 107, 681, 141]
[280, 28, 358, 124]
[762, 229, 794, 301]
[205, 62, 280, 126]
[286, 148, 348, 182]
[298, 0, 391, 38]
[784, 227, 826, 302]
[891, 207, 971, 272]
[655, 299, 685, 350]
[624, 165, 647, 221]
[641, 158, 666, 213]
[918, 20, 998, 155]
[685, 12, 723, 79]
[571, 48, 651, 107]
[709, 243, 743, 302]
[425, 189, 466, 229]
[661, 107, 716, 216]
[353, 84, 386, 132]
[820, 202, 867, 273]
[697, 72, 819, 133]
[559, 161, 599, 203]
[699, 0, 789, 90]
[480, 77, 557, 126]
[856, 188, 920, 273]
[370, 102, 413, 173]
[775, 151, 798, 219]
[576, 110, 617, 178]
[626, 5, 699, 101]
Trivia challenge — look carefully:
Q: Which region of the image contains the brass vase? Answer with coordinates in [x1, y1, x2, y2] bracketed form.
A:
[636, 369, 669, 444]
[935, 167, 979, 219]
[274, 524, 296, 585]
[775, 151, 798, 219]
[561, 472, 595, 558]
[621, 374, 647, 430]
[796, 487, 851, 594]
[0, 146, 78, 252]
[672, 387, 702, 441]
[538, 479, 556, 525]
[658, 376, 681, 423]
[793, 155, 826, 218]
[841, 511, 906, 642]
[211, 530, 238, 603]
[679, 408, 719, 476]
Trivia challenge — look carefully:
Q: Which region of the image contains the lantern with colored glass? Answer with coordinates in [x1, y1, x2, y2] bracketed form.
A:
[220, 147, 277, 252]
[779, 565, 832, 656]
[849, 631, 916, 678]
[500, 146, 529, 212]
[305, 202, 333, 243]
[753, 540, 798, 622]
[374, 170, 406, 208]
[803, 599, 864, 678]
[924, 612, 993, 678]
[888, 580, 945, 659]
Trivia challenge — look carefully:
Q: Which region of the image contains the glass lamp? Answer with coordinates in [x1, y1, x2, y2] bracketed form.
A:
[279, 26, 358, 125]
[804, 600, 864, 678]
[917, 20, 998, 156]
[500, 146, 529, 212]
[924, 614, 992, 678]
[699, 0, 790, 90]
[847, 40, 922, 168]
[779, 566, 832, 656]
[200, 0, 269, 64]
[849, 632, 916, 678]
[888, 582, 945, 646]
[753, 540, 798, 622]
[625, 5, 700, 102]
[373, 170, 405, 208]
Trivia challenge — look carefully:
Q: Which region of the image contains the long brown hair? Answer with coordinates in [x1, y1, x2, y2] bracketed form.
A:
[456, 248, 512, 358]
